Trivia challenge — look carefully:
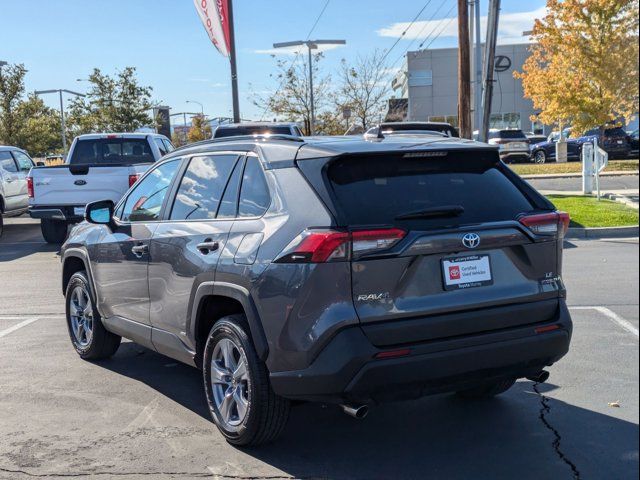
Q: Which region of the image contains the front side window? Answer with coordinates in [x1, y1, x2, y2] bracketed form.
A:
[0, 151, 17, 173]
[13, 151, 34, 172]
[121, 159, 181, 222]
[170, 155, 239, 220]
[238, 157, 270, 217]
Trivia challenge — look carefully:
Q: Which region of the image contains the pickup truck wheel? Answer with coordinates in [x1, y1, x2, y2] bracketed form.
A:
[456, 378, 516, 399]
[65, 271, 121, 360]
[41, 219, 68, 243]
[0, 214, 4, 238]
[203, 315, 290, 446]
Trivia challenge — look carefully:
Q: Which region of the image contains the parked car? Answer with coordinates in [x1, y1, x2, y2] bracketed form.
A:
[61, 134, 573, 445]
[485, 129, 531, 163]
[627, 129, 639, 158]
[364, 121, 459, 139]
[0, 146, 36, 237]
[582, 126, 630, 159]
[28, 133, 173, 243]
[529, 131, 582, 164]
[212, 122, 304, 139]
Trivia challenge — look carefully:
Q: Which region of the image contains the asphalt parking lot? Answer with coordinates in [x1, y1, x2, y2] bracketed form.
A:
[0, 217, 638, 479]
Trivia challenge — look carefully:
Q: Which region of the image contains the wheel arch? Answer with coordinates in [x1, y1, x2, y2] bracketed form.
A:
[190, 282, 269, 368]
[62, 249, 95, 295]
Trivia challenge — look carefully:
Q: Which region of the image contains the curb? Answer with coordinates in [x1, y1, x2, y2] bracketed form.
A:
[566, 225, 639, 239]
[522, 170, 639, 180]
[603, 193, 639, 210]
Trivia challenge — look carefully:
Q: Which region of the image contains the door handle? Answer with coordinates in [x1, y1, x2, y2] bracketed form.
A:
[131, 244, 149, 257]
[197, 239, 219, 254]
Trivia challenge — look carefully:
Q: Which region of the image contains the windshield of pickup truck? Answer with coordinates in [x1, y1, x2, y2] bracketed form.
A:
[69, 139, 154, 165]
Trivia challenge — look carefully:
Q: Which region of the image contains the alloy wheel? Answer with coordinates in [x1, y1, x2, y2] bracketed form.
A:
[69, 286, 93, 348]
[534, 151, 546, 164]
[210, 338, 250, 430]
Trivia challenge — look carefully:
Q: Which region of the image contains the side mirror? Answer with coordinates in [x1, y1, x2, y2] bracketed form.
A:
[85, 199, 114, 225]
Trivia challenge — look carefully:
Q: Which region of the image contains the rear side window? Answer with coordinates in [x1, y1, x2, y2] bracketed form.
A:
[170, 155, 239, 220]
[69, 139, 154, 165]
[238, 157, 270, 217]
[154, 138, 168, 156]
[325, 153, 536, 230]
[0, 152, 17, 173]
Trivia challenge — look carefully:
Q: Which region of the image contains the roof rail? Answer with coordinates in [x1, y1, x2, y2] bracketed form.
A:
[171, 134, 304, 154]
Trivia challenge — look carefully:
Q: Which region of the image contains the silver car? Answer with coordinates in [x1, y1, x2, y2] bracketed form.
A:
[0, 146, 35, 236]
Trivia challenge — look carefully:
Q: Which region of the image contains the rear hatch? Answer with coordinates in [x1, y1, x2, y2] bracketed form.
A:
[298, 148, 567, 346]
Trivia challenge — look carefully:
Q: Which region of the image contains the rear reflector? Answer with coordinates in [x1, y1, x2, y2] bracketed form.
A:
[128, 174, 140, 188]
[275, 228, 406, 263]
[535, 324, 560, 334]
[375, 348, 411, 359]
[27, 176, 34, 198]
[519, 211, 570, 236]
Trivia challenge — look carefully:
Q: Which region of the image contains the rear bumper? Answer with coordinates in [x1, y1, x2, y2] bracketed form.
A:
[270, 300, 572, 404]
[29, 206, 84, 222]
[499, 151, 530, 162]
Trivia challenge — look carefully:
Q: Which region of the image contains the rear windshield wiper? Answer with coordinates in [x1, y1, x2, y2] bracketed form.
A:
[394, 205, 465, 220]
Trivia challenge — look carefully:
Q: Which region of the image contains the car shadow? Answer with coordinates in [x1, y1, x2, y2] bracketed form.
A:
[96, 346, 639, 480]
[0, 217, 60, 262]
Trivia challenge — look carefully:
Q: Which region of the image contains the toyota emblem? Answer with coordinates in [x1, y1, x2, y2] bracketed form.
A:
[462, 233, 481, 249]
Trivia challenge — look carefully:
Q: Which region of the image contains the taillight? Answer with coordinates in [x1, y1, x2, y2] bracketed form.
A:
[128, 174, 140, 188]
[27, 177, 34, 198]
[519, 211, 570, 236]
[275, 228, 406, 263]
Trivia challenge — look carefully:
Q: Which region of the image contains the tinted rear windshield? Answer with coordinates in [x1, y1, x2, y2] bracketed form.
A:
[69, 139, 153, 165]
[489, 130, 526, 140]
[381, 123, 458, 136]
[324, 152, 537, 230]
[215, 126, 292, 138]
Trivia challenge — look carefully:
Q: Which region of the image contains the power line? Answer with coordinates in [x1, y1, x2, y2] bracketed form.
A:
[259, 0, 331, 120]
[420, 6, 457, 51]
[378, 0, 433, 66]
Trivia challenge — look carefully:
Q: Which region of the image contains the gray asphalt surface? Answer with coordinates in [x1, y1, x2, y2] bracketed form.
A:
[0, 217, 638, 479]
[527, 174, 639, 193]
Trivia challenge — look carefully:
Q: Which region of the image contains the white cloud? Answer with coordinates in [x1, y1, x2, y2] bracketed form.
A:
[254, 43, 345, 56]
[377, 6, 546, 46]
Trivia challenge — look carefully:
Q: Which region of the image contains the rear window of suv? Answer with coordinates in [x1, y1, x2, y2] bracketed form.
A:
[214, 126, 293, 138]
[489, 130, 526, 140]
[323, 152, 537, 230]
[69, 139, 154, 165]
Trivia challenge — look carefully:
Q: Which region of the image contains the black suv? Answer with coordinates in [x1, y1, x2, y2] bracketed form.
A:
[61, 134, 573, 445]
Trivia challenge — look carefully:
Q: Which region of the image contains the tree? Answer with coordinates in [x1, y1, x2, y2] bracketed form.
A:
[15, 94, 62, 156]
[67, 67, 155, 134]
[0, 63, 28, 146]
[187, 115, 212, 143]
[251, 53, 332, 134]
[514, 0, 639, 135]
[335, 50, 392, 131]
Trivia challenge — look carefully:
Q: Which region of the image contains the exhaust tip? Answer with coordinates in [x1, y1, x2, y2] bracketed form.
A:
[341, 404, 369, 419]
[527, 370, 550, 383]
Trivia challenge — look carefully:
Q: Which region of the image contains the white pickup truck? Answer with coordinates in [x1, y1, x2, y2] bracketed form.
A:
[28, 133, 174, 243]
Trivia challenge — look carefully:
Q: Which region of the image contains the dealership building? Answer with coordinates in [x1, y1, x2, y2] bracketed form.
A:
[392, 43, 548, 134]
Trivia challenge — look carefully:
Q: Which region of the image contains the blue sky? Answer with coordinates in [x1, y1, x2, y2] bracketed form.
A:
[3, 0, 546, 122]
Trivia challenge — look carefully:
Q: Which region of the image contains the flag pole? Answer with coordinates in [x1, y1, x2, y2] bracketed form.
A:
[227, 0, 240, 123]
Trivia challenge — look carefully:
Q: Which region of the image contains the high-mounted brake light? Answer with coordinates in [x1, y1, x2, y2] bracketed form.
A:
[128, 174, 140, 188]
[275, 228, 406, 264]
[519, 211, 570, 236]
[27, 177, 34, 198]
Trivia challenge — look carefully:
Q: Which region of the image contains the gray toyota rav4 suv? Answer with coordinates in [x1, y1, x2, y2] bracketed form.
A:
[60, 134, 573, 445]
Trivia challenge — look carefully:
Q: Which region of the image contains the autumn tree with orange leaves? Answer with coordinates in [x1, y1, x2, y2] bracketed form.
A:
[515, 0, 639, 135]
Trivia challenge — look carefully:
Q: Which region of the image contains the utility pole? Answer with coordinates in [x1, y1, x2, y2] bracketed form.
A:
[35, 89, 85, 154]
[480, 0, 500, 142]
[273, 39, 346, 135]
[227, 0, 241, 123]
[474, 0, 482, 135]
[457, 0, 472, 139]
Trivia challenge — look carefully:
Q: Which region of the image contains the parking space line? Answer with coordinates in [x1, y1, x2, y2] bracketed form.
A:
[0, 317, 41, 339]
[570, 306, 639, 338]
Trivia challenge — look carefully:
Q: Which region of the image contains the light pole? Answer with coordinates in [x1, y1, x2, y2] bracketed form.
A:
[186, 100, 204, 116]
[35, 89, 85, 154]
[272, 39, 346, 135]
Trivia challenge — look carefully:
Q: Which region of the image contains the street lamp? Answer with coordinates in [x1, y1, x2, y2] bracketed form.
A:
[35, 89, 85, 154]
[186, 100, 204, 116]
[272, 39, 346, 135]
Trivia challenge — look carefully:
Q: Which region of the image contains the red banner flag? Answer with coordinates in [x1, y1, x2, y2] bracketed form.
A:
[193, 0, 231, 58]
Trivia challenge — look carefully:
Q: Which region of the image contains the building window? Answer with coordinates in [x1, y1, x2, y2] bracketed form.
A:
[489, 113, 521, 129]
[428, 115, 458, 127]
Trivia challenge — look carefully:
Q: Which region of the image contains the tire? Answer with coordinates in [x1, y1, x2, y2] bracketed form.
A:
[533, 150, 546, 164]
[65, 271, 121, 360]
[41, 219, 68, 244]
[456, 378, 516, 399]
[0, 214, 4, 238]
[203, 315, 290, 446]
